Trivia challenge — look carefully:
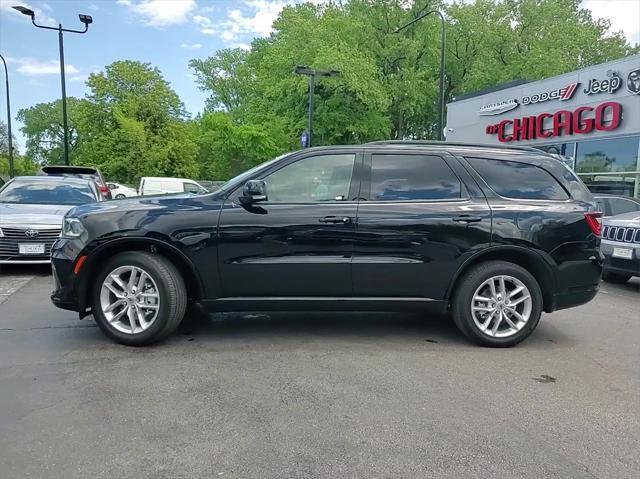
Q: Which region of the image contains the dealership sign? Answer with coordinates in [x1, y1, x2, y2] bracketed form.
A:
[478, 99, 519, 116]
[583, 72, 623, 95]
[485, 101, 622, 143]
[522, 82, 580, 105]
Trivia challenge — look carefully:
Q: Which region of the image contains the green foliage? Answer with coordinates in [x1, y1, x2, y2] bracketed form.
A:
[0, 155, 38, 177]
[197, 112, 282, 180]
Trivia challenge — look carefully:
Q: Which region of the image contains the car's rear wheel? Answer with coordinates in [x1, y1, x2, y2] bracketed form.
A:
[452, 261, 543, 347]
[91, 252, 186, 346]
[602, 272, 631, 284]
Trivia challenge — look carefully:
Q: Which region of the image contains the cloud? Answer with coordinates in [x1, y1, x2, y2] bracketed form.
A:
[117, 0, 197, 27]
[582, 0, 640, 45]
[181, 43, 203, 49]
[193, 1, 331, 44]
[6, 57, 79, 76]
[0, 0, 56, 26]
[88, 4, 100, 11]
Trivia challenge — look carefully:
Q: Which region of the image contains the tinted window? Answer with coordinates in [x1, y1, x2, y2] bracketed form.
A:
[370, 154, 461, 201]
[265, 154, 356, 203]
[609, 198, 640, 216]
[467, 157, 569, 200]
[0, 180, 97, 205]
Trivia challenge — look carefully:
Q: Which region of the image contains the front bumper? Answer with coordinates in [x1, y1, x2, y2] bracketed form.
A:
[601, 241, 640, 277]
[50, 239, 86, 314]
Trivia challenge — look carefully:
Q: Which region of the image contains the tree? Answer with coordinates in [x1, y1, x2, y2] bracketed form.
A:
[196, 112, 281, 180]
[190, 0, 636, 143]
[17, 98, 88, 165]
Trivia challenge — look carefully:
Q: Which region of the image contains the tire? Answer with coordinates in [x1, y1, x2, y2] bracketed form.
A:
[602, 272, 631, 284]
[115, 194, 126, 199]
[452, 261, 543, 347]
[91, 251, 187, 346]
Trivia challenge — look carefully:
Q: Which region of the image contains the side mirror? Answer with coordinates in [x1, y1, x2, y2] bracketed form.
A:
[239, 180, 268, 204]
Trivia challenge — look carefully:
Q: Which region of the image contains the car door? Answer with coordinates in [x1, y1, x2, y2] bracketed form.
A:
[353, 149, 492, 300]
[217, 149, 363, 298]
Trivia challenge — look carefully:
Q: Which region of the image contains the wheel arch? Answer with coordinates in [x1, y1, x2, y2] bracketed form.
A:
[446, 246, 557, 313]
[77, 237, 204, 313]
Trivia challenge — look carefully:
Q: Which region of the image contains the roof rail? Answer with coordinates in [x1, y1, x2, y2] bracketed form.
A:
[365, 140, 545, 154]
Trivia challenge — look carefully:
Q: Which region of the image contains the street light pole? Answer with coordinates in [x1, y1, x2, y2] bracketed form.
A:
[0, 53, 14, 178]
[394, 10, 446, 141]
[13, 6, 93, 166]
[293, 66, 340, 148]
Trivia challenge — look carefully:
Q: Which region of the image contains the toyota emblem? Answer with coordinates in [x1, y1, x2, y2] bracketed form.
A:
[25, 229, 40, 238]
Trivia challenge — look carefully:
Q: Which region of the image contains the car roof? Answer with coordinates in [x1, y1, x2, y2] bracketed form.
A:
[11, 175, 94, 185]
[141, 177, 198, 182]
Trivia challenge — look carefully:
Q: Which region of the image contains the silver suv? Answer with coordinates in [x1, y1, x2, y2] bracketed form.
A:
[601, 212, 640, 283]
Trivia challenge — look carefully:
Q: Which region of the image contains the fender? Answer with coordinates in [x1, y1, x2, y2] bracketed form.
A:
[75, 235, 205, 314]
[444, 245, 558, 306]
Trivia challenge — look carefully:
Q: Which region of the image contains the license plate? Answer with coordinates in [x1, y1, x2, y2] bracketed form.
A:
[612, 247, 633, 260]
[18, 243, 45, 255]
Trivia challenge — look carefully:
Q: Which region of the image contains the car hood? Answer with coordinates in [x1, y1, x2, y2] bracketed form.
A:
[0, 202, 73, 227]
[603, 211, 640, 228]
[67, 192, 221, 219]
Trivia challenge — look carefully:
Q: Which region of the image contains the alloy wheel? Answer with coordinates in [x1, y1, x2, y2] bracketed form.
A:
[470, 275, 532, 338]
[99, 265, 160, 334]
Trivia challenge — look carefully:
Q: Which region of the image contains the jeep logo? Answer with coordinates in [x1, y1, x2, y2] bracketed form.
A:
[583, 72, 622, 95]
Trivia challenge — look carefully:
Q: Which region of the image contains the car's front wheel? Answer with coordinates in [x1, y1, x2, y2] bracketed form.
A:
[452, 261, 543, 347]
[115, 193, 126, 199]
[91, 252, 187, 346]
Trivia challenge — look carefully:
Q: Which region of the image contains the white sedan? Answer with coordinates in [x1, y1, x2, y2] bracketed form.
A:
[107, 182, 137, 199]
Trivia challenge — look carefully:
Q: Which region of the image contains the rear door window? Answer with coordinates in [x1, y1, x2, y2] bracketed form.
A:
[466, 157, 569, 200]
[369, 154, 462, 201]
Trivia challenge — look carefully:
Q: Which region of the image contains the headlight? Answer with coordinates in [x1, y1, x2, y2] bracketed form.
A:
[61, 218, 86, 239]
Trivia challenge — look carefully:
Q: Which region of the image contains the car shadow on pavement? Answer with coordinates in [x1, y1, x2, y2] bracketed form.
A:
[176, 311, 474, 346]
[0, 264, 52, 276]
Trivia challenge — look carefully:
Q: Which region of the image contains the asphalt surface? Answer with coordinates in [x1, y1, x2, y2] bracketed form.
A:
[0, 265, 638, 479]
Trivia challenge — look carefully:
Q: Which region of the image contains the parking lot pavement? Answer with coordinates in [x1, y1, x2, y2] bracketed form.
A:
[0, 274, 638, 479]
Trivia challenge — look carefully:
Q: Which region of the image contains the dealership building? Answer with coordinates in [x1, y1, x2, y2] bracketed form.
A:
[445, 54, 640, 198]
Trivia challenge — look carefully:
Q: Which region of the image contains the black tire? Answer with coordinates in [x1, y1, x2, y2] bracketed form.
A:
[452, 261, 543, 347]
[91, 252, 187, 346]
[602, 272, 631, 284]
[115, 194, 126, 199]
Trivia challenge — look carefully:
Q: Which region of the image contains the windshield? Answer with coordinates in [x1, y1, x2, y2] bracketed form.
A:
[0, 180, 98, 205]
[218, 154, 292, 193]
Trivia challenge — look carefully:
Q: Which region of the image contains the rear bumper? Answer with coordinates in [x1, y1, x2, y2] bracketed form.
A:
[548, 252, 603, 312]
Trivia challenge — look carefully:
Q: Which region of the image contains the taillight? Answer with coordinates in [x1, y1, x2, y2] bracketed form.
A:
[584, 212, 602, 237]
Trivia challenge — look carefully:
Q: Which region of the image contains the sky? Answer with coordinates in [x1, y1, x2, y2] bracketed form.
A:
[0, 0, 639, 152]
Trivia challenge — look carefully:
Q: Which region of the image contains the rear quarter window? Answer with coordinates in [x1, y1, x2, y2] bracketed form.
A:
[466, 157, 569, 200]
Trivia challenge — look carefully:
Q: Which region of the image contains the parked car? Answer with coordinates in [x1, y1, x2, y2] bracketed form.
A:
[107, 182, 137, 199]
[40, 165, 112, 200]
[51, 142, 603, 347]
[0, 176, 101, 264]
[594, 194, 640, 218]
[138, 177, 208, 196]
[600, 211, 640, 284]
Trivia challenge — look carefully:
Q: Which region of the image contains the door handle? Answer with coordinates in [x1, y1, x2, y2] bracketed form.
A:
[452, 215, 482, 223]
[319, 216, 352, 224]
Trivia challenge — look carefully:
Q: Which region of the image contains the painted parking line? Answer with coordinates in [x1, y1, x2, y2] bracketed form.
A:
[0, 275, 34, 306]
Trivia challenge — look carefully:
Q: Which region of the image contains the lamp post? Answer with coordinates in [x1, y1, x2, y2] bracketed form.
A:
[0, 53, 14, 178]
[394, 10, 446, 141]
[13, 6, 93, 166]
[293, 66, 340, 148]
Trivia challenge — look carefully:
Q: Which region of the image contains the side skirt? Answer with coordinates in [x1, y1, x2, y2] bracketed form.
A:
[200, 297, 448, 313]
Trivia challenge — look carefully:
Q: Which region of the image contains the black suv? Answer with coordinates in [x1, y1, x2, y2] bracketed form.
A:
[51, 142, 603, 347]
